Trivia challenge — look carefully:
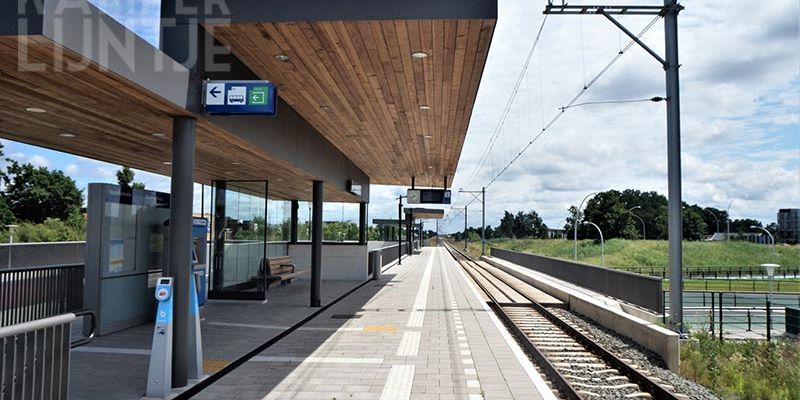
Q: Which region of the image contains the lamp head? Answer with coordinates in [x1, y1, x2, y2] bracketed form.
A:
[749, 225, 759, 230]
[761, 263, 779, 278]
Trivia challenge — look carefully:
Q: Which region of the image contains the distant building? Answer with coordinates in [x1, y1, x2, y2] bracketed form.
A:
[547, 228, 567, 239]
[778, 208, 799, 244]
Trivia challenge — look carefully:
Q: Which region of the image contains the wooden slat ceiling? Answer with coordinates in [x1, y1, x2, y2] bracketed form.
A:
[208, 19, 495, 188]
[0, 36, 357, 202]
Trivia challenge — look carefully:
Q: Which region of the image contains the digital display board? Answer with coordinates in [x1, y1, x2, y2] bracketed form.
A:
[407, 189, 451, 204]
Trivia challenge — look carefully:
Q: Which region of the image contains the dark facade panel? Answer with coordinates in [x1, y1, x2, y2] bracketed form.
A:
[2, 0, 43, 36]
[163, 0, 497, 24]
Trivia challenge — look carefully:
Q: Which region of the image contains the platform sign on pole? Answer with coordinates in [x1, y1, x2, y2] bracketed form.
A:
[203, 81, 278, 116]
[406, 189, 451, 204]
[147, 277, 174, 398]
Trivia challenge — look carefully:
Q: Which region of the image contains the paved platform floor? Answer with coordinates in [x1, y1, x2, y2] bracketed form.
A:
[69, 279, 368, 400]
[192, 247, 555, 400]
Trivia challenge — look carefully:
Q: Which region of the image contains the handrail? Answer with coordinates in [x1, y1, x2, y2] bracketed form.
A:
[71, 309, 97, 348]
[0, 313, 76, 338]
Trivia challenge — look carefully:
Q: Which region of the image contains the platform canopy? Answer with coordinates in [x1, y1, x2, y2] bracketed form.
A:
[404, 208, 445, 220]
[1, 0, 496, 201]
[187, 0, 497, 188]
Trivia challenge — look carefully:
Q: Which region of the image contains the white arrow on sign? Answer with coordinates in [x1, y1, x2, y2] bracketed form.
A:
[205, 82, 225, 106]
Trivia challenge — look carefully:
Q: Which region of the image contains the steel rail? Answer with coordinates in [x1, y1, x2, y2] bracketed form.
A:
[442, 241, 682, 400]
[442, 242, 582, 400]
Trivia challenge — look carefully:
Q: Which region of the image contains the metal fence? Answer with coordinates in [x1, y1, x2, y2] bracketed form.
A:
[665, 291, 800, 341]
[0, 310, 95, 400]
[615, 265, 800, 280]
[491, 248, 664, 313]
[0, 265, 84, 327]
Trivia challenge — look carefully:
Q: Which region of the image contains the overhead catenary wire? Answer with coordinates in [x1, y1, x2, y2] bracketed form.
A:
[462, 14, 550, 190]
[445, 14, 663, 227]
[482, 14, 662, 190]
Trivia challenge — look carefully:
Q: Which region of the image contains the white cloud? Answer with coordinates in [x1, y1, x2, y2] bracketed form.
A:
[28, 155, 51, 168]
[65, 164, 79, 174]
[439, 0, 800, 232]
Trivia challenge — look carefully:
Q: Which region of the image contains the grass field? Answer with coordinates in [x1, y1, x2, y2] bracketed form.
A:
[669, 279, 800, 292]
[471, 238, 800, 269]
[681, 332, 800, 400]
[461, 238, 800, 292]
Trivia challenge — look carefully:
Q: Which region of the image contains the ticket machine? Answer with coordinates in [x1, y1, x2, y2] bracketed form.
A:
[146, 278, 174, 398]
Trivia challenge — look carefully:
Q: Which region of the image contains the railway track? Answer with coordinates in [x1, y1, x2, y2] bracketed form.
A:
[442, 242, 687, 400]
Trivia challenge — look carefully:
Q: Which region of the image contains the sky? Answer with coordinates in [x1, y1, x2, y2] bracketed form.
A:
[1, 0, 798, 231]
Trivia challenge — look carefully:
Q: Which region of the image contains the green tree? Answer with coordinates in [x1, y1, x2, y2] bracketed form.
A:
[497, 211, 515, 238]
[116, 166, 145, 189]
[0, 196, 15, 227]
[582, 190, 639, 240]
[3, 162, 83, 224]
[682, 203, 708, 241]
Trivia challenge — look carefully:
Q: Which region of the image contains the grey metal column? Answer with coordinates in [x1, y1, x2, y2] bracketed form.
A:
[358, 202, 368, 245]
[398, 200, 403, 264]
[212, 181, 226, 292]
[406, 213, 412, 254]
[481, 187, 486, 256]
[310, 181, 323, 307]
[168, 116, 196, 387]
[665, 0, 684, 332]
[290, 200, 299, 244]
[464, 206, 468, 251]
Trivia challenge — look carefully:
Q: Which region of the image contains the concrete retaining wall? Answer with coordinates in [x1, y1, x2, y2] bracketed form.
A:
[491, 248, 664, 313]
[288, 243, 368, 281]
[0, 241, 86, 269]
[483, 255, 680, 372]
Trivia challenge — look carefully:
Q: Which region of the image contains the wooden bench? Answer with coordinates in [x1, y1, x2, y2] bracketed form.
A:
[260, 256, 310, 289]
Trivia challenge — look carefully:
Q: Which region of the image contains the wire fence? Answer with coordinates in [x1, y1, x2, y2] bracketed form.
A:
[665, 291, 800, 341]
[616, 265, 800, 280]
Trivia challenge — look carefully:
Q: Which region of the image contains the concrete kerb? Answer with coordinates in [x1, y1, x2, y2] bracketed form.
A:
[481, 255, 680, 372]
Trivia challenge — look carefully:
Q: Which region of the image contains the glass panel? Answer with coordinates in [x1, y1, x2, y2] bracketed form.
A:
[210, 182, 267, 297]
[323, 202, 359, 242]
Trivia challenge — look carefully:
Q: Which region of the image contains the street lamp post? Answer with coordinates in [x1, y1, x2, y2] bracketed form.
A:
[583, 221, 605, 267]
[750, 225, 775, 245]
[761, 263, 779, 341]
[628, 206, 646, 240]
[704, 209, 720, 239]
[574, 192, 597, 261]
[725, 199, 734, 241]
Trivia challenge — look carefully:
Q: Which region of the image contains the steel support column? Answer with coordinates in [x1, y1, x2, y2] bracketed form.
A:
[664, 0, 684, 333]
[358, 202, 368, 245]
[310, 181, 323, 307]
[398, 198, 403, 264]
[168, 116, 196, 387]
[290, 200, 299, 244]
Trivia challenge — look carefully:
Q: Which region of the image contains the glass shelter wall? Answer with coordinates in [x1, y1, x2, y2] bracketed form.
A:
[209, 181, 289, 300]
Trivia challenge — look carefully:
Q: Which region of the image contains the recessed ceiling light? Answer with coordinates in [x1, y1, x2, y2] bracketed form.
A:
[58, 133, 76, 138]
[276, 178, 284, 182]
[231, 161, 241, 165]
[224, 170, 234, 175]
[419, 105, 430, 110]
[152, 133, 166, 138]
[273, 54, 290, 62]
[423, 135, 433, 139]
[428, 166, 433, 169]
[411, 51, 428, 59]
[25, 107, 46, 113]
[162, 161, 172, 165]
[320, 105, 330, 111]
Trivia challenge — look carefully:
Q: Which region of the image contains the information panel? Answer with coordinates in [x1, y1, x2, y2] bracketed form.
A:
[407, 189, 451, 204]
[203, 81, 277, 116]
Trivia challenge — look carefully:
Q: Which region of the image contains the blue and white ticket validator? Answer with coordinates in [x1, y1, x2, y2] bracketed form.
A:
[146, 277, 174, 398]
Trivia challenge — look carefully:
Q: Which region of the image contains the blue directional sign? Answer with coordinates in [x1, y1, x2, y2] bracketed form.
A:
[203, 80, 277, 116]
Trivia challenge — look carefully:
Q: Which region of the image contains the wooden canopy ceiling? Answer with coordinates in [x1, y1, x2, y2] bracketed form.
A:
[0, 36, 356, 202]
[209, 18, 495, 188]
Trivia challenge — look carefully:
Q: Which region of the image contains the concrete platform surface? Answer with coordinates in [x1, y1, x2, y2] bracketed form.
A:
[189, 247, 556, 400]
